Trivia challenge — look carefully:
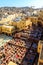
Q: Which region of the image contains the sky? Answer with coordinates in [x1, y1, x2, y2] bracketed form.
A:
[0, 0, 43, 8]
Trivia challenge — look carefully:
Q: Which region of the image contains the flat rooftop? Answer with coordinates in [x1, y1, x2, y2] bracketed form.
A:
[0, 34, 12, 47]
